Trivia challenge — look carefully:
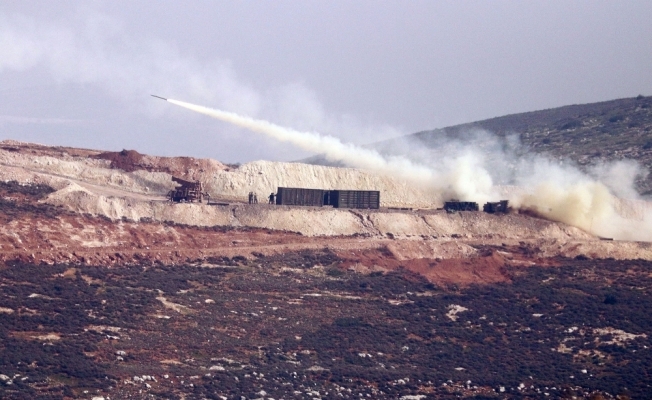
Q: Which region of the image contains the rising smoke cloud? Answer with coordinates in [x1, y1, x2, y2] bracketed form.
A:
[166, 98, 652, 242]
[0, 9, 403, 160]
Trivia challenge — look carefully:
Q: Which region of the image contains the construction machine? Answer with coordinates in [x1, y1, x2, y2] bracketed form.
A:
[167, 177, 209, 203]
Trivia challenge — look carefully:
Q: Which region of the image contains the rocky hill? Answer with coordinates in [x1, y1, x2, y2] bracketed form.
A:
[305, 95, 652, 194]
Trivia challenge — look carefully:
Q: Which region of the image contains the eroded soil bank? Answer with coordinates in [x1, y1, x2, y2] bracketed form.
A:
[2, 180, 651, 288]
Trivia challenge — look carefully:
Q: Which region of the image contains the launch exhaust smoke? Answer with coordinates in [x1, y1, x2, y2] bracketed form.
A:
[158, 96, 652, 242]
[164, 98, 436, 185]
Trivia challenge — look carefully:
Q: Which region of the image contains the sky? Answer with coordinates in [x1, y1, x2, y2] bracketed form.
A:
[1, 1, 651, 163]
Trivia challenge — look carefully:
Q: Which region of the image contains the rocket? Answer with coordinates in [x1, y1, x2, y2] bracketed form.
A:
[151, 94, 167, 101]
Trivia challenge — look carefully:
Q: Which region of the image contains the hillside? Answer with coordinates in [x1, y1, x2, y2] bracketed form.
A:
[0, 140, 439, 210]
[1, 141, 652, 398]
[304, 95, 652, 194]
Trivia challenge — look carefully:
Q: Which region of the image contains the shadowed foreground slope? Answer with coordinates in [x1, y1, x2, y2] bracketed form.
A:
[1, 258, 651, 399]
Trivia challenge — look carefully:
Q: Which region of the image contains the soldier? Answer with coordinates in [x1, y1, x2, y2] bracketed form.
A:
[248, 191, 253, 204]
[269, 192, 276, 204]
[253, 193, 258, 204]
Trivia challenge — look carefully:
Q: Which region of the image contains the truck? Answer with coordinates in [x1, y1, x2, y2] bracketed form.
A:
[167, 177, 209, 203]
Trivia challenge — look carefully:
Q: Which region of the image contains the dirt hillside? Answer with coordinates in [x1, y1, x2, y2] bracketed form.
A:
[2, 139, 652, 285]
[0, 140, 439, 207]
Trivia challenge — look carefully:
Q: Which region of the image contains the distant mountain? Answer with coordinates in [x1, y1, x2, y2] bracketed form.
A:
[301, 95, 652, 194]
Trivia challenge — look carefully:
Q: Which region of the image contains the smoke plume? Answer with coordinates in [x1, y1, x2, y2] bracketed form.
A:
[0, 9, 402, 160]
[167, 99, 435, 184]
[166, 98, 652, 242]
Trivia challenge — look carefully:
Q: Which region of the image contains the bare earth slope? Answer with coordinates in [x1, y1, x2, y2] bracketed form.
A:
[0, 140, 439, 208]
[2, 140, 652, 269]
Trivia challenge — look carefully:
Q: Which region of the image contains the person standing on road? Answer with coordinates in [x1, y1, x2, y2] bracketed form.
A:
[248, 191, 253, 204]
[268, 192, 276, 204]
[253, 193, 258, 204]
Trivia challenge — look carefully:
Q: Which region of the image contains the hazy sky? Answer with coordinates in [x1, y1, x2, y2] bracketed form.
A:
[1, 1, 651, 163]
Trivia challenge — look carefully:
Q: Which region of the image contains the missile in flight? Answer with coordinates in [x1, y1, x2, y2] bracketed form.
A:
[151, 94, 167, 101]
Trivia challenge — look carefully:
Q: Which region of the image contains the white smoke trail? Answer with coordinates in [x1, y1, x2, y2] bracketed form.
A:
[166, 98, 652, 242]
[167, 98, 435, 184]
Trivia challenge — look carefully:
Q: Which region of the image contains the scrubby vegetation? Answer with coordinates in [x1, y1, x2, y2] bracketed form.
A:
[0, 181, 66, 223]
[0, 181, 55, 199]
[1, 254, 651, 398]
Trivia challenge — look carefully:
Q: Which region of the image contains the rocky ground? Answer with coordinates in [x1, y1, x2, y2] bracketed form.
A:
[1, 141, 652, 399]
